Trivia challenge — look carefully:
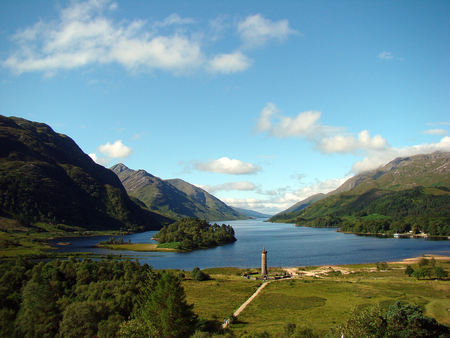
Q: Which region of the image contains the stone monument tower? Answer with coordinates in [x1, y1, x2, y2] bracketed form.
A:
[261, 247, 268, 277]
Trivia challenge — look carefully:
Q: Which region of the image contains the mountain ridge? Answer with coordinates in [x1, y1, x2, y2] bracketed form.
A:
[270, 152, 450, 236]
[0, 115, 171, 231]
[110, 164, 244, 221]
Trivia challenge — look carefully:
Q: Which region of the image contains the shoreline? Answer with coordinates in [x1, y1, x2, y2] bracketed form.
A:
[209, 254, 450, 272]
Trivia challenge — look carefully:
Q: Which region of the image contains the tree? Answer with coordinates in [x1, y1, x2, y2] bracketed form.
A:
[133, 272, 198, 338]
[434, 266, 448, 279]
[58, 301, 101, 338]
[191, 267, 210, 281]
[16, 270, 61, 338]
[405, 265, 414, 277]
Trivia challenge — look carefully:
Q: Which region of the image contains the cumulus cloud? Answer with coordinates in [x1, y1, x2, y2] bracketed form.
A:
[257, 103, 337, 140]
[238, 14, 297, 48]
[88, 153, 110, 166]
[272, 110, 323, 138]
[200, 181, 257, 193]
[423, 128, 447, 136]
[257, 103, 387, 154]
[195, 157, 261, 175]
[3, 0, 201, 75]
[320, 130, 388, 154]
[207, 51, 252, 74]
[352, 136, 450, 173]
[3, 2, 296, 76]
[256, 102, 278, 132]
[98, 139, 132, 158]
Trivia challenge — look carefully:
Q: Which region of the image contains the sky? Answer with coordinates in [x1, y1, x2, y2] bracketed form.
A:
[0, 0, 449, 214]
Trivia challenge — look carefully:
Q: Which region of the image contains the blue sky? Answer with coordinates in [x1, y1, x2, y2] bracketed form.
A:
[1, 0, 449, 214]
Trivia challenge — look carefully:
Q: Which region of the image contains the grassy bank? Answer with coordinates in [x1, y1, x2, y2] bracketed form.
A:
[97, 243, 180, 252]
[0, 217, 131, 258]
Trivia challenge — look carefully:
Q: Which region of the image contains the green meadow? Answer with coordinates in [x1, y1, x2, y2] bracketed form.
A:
[183, 261, 450, 336]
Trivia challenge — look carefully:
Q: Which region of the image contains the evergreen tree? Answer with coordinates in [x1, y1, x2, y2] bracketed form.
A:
[133, 271, 198, 338]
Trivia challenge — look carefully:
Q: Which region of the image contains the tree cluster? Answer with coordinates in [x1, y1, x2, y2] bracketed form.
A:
[334, 301, 449, 337]
[0, 258, 198, 337]
[154, 218, 236, 250]
[405, 258, 448, 280]
[99, 237, 131, 245]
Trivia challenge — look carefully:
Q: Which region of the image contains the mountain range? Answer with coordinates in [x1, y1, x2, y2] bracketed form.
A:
[232, 207, 272, 219]
[271, 152, 450, 236]
[110, 163, 244, 221]
[0, 115, 171, 231]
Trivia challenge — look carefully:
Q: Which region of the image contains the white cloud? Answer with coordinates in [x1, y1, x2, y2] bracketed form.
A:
[320, 135, 357, 153]
[257, 103, 388, 154]
[377, 51, 394, 60]
[423, 128, 447, 136]
[4, 2, 296, 76]
[153, 13, 195, 28]
[207, 51, 251, 74]
[352, 136, 450, 173]
[98, 139, 132, 158]
[238, 14, 297, 48]
[195, 157, 261, 175]
[320, 130, 388, 154]
[88, 152, 110, 166]
[272, 111, 323, 138]
[3, 0, 203, 75]
[256, 102, 278, 132]
[200, 181, 257, 193]
[257, 103, 336, 139]
[220, 175, 349, 214]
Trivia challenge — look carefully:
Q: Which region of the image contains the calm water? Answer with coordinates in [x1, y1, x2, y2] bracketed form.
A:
[49, 219, 449, 270]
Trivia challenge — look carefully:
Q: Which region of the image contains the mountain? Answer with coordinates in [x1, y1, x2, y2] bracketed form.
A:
[110, 164, 244, 221]
[0, 115, 171, 231]
[270, 152, 450, 236]
[232, 207, 271, 219]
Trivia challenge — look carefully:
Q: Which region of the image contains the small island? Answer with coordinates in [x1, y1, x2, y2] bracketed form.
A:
[153, 218, 236, 251]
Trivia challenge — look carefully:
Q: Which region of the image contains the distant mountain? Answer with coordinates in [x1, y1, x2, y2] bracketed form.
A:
[0, 116, 171, 231]
[232, 207, 271, 219]
[276, 193, 326, 217]
[270, 152, 450, 236]
[110, 164, 244, 221]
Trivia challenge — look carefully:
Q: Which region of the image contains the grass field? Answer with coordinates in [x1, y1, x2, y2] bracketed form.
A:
[183, 260, 450, 336]
[183, 273, 262, 323]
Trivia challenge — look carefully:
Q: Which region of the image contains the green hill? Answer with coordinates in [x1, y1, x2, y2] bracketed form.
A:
[270, 152, 450, 236]
[0, 115, 171, 232]
[110, 164, 244, 221]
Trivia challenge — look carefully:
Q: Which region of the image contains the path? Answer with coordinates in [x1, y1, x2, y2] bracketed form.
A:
[222, 281, 271, 329]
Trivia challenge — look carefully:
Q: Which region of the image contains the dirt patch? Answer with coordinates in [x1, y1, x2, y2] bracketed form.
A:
[283, 266, 352, 278]
[389, 255, 450, 265]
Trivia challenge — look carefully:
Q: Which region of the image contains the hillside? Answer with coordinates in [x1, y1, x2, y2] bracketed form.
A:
[270, 152, 450, 236]
[0, 115, 171, 231]
[111, 164, 244, 221]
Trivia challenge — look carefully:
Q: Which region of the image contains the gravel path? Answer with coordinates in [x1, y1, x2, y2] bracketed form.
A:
[222, 281, 271, 329]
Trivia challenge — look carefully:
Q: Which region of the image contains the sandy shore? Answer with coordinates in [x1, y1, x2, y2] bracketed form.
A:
[280, 254, 450, 278]
[389, 254, 450, 264]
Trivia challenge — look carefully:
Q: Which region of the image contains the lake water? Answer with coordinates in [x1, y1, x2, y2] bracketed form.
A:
[49, 219, 449, 270]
